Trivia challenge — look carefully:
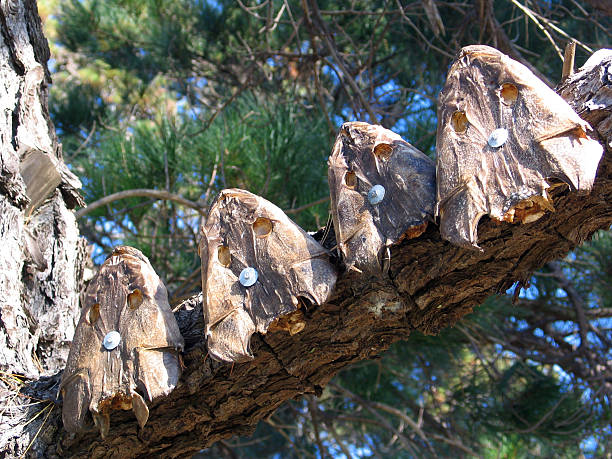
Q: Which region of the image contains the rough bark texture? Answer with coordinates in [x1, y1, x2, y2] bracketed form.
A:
[0, 0, 87, 456]
[1, 1, 611, 457]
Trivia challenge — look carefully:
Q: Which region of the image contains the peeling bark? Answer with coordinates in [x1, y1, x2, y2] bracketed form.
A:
[0, 0, 86, 456]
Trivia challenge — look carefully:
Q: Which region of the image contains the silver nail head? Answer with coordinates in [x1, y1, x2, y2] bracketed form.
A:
[239, 267, 258, 287]
[368, 184, 385, 205]
[488, 128, 509, 148]
[103, 331, 121, 351]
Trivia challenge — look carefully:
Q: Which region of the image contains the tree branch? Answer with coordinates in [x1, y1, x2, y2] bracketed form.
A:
[75, 188, 206, 218]
[39, 49, 612, 459]
[304, 0, 379, 122]
[284, 196, 330, 215]
[547, 261, 589, 349]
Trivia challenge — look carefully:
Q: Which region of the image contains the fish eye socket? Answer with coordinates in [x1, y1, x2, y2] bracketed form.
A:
[451, 111, 468, 133]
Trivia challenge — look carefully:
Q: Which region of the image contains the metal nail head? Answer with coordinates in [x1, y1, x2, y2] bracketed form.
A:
[239, 267, 258, 287]
[488, 128, 509, 148]
[368, 184, 385, 205]
[103, 331, 121, 351]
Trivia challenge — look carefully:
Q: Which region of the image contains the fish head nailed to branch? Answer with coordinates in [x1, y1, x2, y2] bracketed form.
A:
[328, 122, 436, 274]
[199, 189, 337, 364]
[436, 45, 603, 249]
[60, 246, 184, 438]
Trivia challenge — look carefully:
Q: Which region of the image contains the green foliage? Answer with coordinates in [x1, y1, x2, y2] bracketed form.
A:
[73, 93, 330, 285]
[198, 95, 331, 226]
[57, 0, 199, 82]
[573, 231, 612, 309]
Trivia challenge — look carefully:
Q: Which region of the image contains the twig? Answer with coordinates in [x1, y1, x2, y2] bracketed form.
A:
[548, 262, 589, 349]
[190, 84, 250, 139]
[258, 2, 286, 33]
[266, 417, 316, 458]
[284, 196, 330, 215]
[513, 389, 572, 434]
[325, 422, 354, 458]
[510, 0, 563, 61]
[314, 61, 336, 140]
[562, 41, 576, 81]
[396, 0, 455, 59]
[368, 400, 434, 451]
[67, 121, 97, 162]
[429, 433, 482, 457]
[20, 403, 54, 459]
[200, 161, 219, 208]
[307, 396, 327, 459]
[76, 189, 205, 218]
[305, 0, 379, 122]
[329, 383, 420, 456]
[171, 266, 202, 304]
[456, 324, 501, 379]
[235, 0, 268, 18]
[319, 9, 401, 16]
[521, 5, 593, 53]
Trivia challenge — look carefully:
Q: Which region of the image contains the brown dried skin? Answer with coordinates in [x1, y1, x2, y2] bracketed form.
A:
[328, 122, 436, 273]
[436, 45, 603, 249]
[60, 246, 184, 438]
[200, 189, 337, 363]
[268, 309, 307, 336]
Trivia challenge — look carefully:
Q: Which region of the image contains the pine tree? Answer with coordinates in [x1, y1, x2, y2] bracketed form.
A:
[0, 0, 609, 456]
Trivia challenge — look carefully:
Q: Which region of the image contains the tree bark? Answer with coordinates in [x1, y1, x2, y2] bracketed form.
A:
[0, 1, 611, 458]
[0, 0, 87, 456]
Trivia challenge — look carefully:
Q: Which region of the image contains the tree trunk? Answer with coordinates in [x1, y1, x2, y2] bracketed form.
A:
[0, 0, 87, 456]
[0, 1, 611, 458]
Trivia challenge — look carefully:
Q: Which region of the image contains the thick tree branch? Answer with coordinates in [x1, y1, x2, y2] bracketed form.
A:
[284, 196, 330, 215]
[35, 54, 612, 459]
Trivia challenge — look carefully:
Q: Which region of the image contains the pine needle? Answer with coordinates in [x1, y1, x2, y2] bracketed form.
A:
[20, 403, 54, 459]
